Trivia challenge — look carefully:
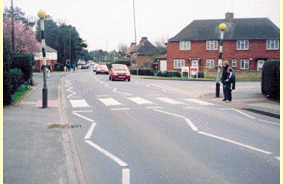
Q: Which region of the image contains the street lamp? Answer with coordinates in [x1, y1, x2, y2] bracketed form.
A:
[38, 10, 48, 108]
[216, 23, 226, 97]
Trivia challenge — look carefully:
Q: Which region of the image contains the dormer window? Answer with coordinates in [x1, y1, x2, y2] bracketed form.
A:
[180, 41, 191, 50]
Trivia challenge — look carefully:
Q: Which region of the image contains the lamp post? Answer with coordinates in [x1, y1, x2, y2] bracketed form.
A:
[133, 0, 138, 75]
[216, 23, 226, 97]
[38, 10, 48, 108]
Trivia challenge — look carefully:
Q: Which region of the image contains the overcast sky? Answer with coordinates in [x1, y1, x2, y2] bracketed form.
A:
[3, 0, 280, 52]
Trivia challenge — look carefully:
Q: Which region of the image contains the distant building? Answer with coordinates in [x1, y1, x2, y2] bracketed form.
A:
[134, 37, 158, 69]
[165, 12, 280, 74]
[34, 45, 57, 72]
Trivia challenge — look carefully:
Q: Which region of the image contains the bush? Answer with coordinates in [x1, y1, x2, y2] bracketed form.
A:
[193, 71, 204, 78]
[3, 36, 13, 106]
[9, 68, 25, 94]
[130, 69, 154, 76]
[12, 52, 35, 82]
[55, 63, 65, 71]
[261, 60, 280, 100]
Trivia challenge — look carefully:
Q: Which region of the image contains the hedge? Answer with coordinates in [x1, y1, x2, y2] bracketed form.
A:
[261, 60, 280, 100]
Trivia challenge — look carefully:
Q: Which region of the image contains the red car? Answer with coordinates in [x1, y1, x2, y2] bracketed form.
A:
[109, 64, 131, 81]
[96, 64, 109, 75]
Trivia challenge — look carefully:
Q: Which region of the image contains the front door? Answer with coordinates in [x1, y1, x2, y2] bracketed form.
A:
[160, 60, 167, 72]
[191, 60, 198, 75]
[257, 60, 265, 71]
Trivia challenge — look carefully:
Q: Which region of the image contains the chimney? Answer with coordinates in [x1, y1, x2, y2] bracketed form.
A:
[131, 42, 136, 46]
[140, 37, 148, 43]
[225, 12, 234, 23]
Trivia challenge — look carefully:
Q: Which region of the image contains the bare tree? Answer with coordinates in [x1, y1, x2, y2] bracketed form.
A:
[116, 42, 128, 52]
[154, 35, 169, 55]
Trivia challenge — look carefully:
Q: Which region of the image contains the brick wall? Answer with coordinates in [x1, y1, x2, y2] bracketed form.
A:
[167, 40, 280, 72]
[35, 60, 57, 72]
[137, 55, 155, 68]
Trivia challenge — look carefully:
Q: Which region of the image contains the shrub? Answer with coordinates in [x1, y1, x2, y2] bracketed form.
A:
[261, 60, 280, 100]
[55, 63, 65, 71]
[9, 68, 24, 94]
[193, 71, 204, 78]
[12, 52, 35, 82]
[3, 36, 13, 105]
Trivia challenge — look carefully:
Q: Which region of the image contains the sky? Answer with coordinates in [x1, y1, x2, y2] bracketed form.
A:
[3, 0, 280, 52]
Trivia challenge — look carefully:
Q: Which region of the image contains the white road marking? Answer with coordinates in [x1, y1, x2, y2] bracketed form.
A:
[99, 98, 121, 106]
[183, 107, 200, 109]
[111, 108, 130, 111]
[70, 99, 89, 108]
[275, 156, 280, 160]
[122, 168, 130, 184]
[258, 119, 280, 126]
[113, 88, 131, 96]
[154, 109, 198, 132]
[85, 140, 128, 166]
[146, 107, 163, 109]
[156, 97, 184, 104]
[128, 97, 154, 105]
[84, 123, 97, 140]
[72, 111, 94, 123]
[235, 110, 256, 119]
[198, 131, 272, 155]
[184, 99, 214, 105]
[184, 118, 199, 131]
[97, 95, 110, 97]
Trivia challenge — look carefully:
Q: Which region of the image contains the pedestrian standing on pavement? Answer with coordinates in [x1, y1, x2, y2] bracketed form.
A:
[47, 64, 51, 78]
[221, 60, 229, 101]
[224, 67, 235, 102]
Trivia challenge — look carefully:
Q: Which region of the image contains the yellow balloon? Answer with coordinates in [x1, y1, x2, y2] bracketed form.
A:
[37, 10, 46, 18]
[219, 23, 227, 30]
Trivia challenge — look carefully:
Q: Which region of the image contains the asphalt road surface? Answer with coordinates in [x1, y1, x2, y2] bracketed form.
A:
[62, 68, 279, 184]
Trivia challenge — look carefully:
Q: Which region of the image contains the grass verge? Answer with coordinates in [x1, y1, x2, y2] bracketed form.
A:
[143, 76, 261, 82]
[11, 85, 33, 105]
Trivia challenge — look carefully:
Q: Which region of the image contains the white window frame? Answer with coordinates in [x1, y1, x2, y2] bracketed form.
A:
[232, 59, 237, 67]
[174, 60, 185, 69]
[237, 40, 249, 50]
[180, 41, 191, 50]
[241, 60, 249, 69]
[206, 41, 218, 50]
[206, 59, 214, 68]
[266, 40, 279, 50]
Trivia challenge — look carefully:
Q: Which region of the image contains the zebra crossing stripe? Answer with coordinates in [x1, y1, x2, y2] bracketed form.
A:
[156, 97, 184, 104]
[184, 99, 214, 105]
[127, 97, 154, 105]
[70, 99, 89, 108]
[98, 98, 121, 106]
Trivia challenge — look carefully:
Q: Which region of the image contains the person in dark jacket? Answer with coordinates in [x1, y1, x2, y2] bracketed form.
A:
[221, 60, 229, 101]
[224, 67, 235, 102]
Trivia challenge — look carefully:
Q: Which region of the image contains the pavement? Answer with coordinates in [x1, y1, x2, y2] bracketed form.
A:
[3, 72, 280, 184]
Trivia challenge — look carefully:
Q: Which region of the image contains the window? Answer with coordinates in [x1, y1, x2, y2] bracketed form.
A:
[174, 60, 185, 68]
[206, 41, 218, 50]
[206, 60, 214, 68]
[237, 40, 249, 50]
[267, 40, 279, 50]
[232, 60, 237, 67]
[241, 60, 249, 69]
[180, 41, 191, 50]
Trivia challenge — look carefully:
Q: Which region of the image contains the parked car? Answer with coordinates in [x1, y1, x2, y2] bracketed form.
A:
[96, 64, 109, 74]
[108, 64, 131, 81]
[93, 64, 98, 72]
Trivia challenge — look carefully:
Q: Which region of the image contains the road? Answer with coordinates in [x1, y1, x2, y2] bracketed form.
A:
[62, 68, 279, 184]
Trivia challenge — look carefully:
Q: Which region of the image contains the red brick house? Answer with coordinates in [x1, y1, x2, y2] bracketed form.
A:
[133, 37, 158, 69]
[34, 45, 57, 72]
[166, 12, 280, 75]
